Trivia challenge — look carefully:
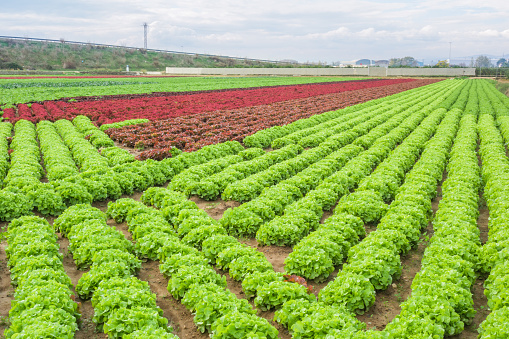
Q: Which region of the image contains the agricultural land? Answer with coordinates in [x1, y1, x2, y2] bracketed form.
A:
[0, 75, 508, 339]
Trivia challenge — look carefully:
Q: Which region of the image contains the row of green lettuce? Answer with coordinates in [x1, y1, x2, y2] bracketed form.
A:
[99, 118, 149, 131]
[476, 80, 509, 337]
[52, 204, 178, 338]
[107, 193, 282, 338]
[4, 216, 80, 338]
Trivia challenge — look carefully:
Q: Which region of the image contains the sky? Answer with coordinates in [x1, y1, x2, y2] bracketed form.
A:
[1, 0, 508, 64]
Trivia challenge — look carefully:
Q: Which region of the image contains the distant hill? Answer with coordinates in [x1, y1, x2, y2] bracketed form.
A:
[0, 37, 305, 73]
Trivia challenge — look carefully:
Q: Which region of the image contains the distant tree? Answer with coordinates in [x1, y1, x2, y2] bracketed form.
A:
[389, 58, 401, 67]
[496, 58, 508, 67]
[434, 60, 449, 68]
[62, 58, 77, 69]
[389, 57, 418, 67]
[0, 62, 23, 70]
[401, 56, 418, 67]
[0, 49, 9, 64]
[475, 55, 492, 68]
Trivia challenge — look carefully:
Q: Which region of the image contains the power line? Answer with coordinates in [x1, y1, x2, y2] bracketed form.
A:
[449, 42, 452, 67]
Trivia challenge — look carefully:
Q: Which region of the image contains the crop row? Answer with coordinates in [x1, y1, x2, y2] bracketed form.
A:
[1, 79, 414, 124]
[387, 110, 479, 336]
[0, 122, 12, 182]
[100, 118, 149, 131]
[3, 120, 43, 188]
[106, 79, 437, 156]
[37, 120, 80, 181]
[0, 80, 150, 89]
[73, 115, 115, 148]
[53, 204, 178, 338]
[106, 194, 281, 338]
[4, 216, 80, 338]
[476, 81, 509, 337]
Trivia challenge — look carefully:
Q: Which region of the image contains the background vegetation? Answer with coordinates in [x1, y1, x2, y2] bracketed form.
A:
[0, 38, 304, 72]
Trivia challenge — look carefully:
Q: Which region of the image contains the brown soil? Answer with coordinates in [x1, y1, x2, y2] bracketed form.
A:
[189, 196, 240, 221]
[496, 79, 509, 97]
[450, 193, 490, 338]
[59, 235, 106, 339]
[355, 188, 441, 330]
[217, 266, 292, 339]
[0, 235, 15, 337]
[114, 140, 143, 158]
[138, 259, 208, 338]
[453, 150, 490, 338]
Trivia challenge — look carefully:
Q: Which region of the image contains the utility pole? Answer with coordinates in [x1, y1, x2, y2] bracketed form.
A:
[143, 23, 148, 49]
[448, 42, 452, 67]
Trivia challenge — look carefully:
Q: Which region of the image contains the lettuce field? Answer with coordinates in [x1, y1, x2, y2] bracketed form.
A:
[0, 76, 508, 338]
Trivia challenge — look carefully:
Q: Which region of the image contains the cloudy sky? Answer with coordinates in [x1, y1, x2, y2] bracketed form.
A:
[2, 0, 508, 64]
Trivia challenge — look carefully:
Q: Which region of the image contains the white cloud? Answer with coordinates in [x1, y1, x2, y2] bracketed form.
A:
[1, 0, 508, 62]
[478, 29, 502, 37]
